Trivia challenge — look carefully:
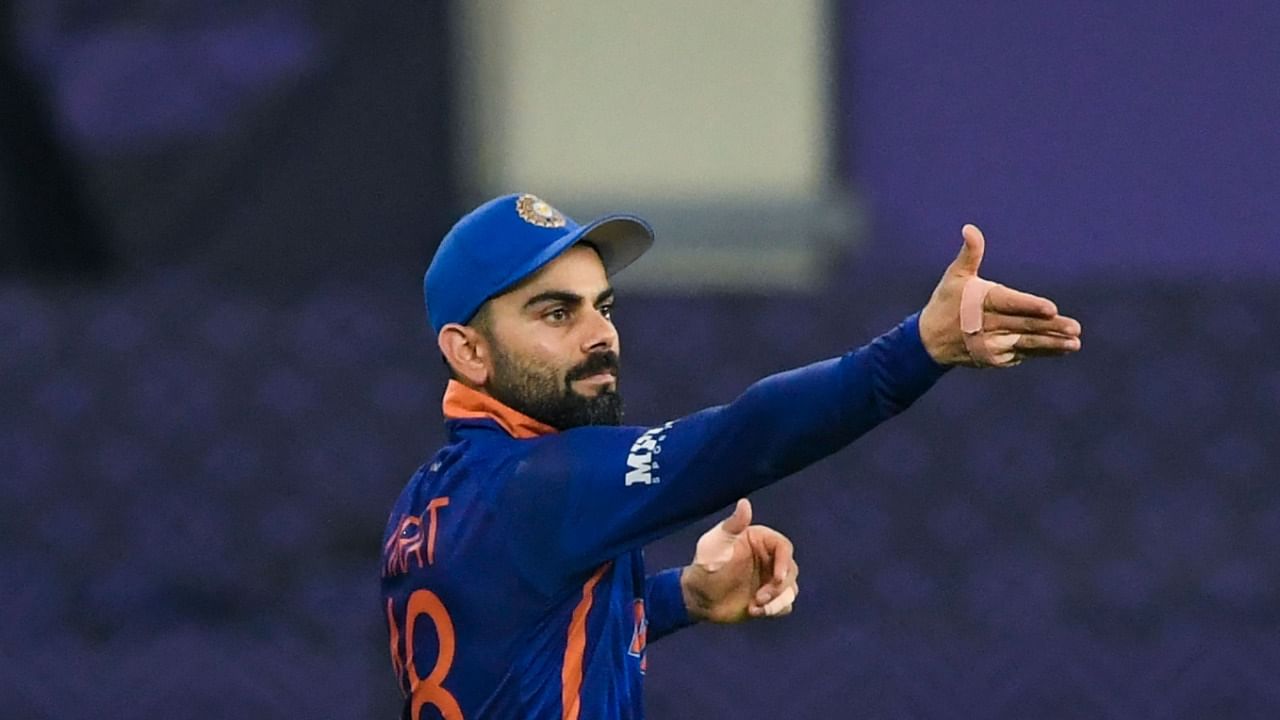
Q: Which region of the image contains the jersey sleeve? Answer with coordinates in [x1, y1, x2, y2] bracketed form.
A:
[502, 313, 948, 591]
[645, 568, 695, 642]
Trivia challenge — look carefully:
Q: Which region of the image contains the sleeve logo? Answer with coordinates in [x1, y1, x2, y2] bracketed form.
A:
[625, 421, 673, 486]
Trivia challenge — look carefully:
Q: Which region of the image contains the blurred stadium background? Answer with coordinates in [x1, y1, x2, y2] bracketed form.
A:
[4, 1, 1280, 717]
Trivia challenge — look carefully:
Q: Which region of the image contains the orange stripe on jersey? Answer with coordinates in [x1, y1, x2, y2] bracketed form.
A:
[386, 598, 408, 696]
[441, 380, 556, 439]
[561, 562, 611, 720]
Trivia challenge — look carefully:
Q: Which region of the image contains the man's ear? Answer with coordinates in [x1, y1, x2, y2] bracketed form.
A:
[439, 323, 490, 385]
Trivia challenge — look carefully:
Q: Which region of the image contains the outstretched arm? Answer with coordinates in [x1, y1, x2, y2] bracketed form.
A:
[507, 225, 1083, 588]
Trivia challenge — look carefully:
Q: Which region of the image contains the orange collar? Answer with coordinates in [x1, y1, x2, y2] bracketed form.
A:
[441, 380, 556, 439]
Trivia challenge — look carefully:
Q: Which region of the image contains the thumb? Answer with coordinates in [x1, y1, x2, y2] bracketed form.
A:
[720, 498, 752, 536]
[949, 224, 986, 277]
[693, 499, 751, 572]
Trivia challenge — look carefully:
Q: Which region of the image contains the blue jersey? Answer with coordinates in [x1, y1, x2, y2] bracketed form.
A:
[380, 314, 947, 719]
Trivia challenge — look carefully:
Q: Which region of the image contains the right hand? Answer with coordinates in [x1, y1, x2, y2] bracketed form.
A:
[680, 499, 800, 623]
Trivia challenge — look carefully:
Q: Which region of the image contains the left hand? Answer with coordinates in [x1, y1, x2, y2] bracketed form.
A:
[680, 499, 799, 623]
[918, 224, 1083, 367]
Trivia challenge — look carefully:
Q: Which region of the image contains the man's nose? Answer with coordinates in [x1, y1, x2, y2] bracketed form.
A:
[580, 307, 618, 354]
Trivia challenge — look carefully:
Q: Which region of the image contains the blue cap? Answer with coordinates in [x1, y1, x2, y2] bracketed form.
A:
[424, 193, 654, 335]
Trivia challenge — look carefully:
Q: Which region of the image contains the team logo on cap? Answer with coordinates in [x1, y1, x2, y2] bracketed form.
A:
[516, 194, 567, 229]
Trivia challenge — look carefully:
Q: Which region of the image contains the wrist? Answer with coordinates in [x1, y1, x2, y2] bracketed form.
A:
[917, 303, 959, 366]
[679, 566, 708, 622]
[917, 305, 946, 364]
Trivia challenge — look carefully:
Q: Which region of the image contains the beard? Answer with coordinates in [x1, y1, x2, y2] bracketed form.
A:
[485, 344, 623, 430]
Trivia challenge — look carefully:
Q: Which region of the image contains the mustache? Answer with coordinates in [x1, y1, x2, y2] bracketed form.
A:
[565, 352, 621, 383]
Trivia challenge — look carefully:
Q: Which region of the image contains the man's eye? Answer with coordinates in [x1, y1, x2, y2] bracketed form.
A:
[546, 308, 569, 323]
[600, 304, 614, 320]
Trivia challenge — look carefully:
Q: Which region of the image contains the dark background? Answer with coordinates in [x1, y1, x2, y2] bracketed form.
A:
[3, 1, 1279, 717]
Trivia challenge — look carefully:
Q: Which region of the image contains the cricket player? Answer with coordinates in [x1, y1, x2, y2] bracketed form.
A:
[380, 193, 1082, 719]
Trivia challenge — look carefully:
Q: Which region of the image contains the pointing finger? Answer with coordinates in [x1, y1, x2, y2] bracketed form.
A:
[985, 284, 1058, 318]
[768, 532, 795, 587]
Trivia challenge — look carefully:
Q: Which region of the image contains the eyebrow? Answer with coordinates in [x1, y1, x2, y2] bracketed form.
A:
[522, 287, 614, 311]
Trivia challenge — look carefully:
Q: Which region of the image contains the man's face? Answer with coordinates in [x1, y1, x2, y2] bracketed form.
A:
[477, 244, 623, 429]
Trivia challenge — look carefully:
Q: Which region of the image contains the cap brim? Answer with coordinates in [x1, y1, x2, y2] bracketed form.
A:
[573, 214, 655, 277]
[486, 213, 655, 305]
